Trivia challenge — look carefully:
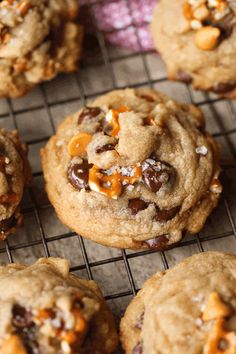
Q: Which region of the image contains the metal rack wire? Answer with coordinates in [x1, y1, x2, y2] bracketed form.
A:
[0, 0, 236, 337]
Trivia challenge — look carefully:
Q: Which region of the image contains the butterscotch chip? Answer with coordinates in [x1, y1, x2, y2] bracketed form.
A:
[0, 258, 118, 354]
[120, 252, 236, 354]
[41, 88, 221, 250]
[0, 0, 83, 98]
[195, 26, 221, 51]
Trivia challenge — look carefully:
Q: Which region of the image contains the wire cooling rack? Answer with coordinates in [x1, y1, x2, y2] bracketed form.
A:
[0, 1, 236, 349]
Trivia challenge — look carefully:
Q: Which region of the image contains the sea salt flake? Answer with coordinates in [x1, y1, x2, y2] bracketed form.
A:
[196, 145, 208, 156]
[120, 166, 135, 177]
[4, 157, 10, 164]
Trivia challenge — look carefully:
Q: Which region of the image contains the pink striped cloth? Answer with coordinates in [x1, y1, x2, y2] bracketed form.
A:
[80, 0, 156, 51]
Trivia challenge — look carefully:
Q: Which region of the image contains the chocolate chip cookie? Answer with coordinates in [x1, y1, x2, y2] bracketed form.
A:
[0, 129, 31, 239]
[0, 257, 118, 354]
[41, 88, 222, 250]
[121, 251, 236, 354]
[0, 0, 83, 97]
[151, 0, 236, 98]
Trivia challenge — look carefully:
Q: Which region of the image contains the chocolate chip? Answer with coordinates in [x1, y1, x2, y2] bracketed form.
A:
[206, 12, 234, 40]
[132, 342, 143, 354]
[176, 71, 192, 84]
[78, 106, 102, 125]
[140, 94, 155, 102]
[142, 162, 172, 193]
[212, 81, 236, 94]
[154, 206, 180, 223]
[128, 198, 149, 215]
[12, 304, 33, 328]
[68, 160, 92, 191]
[95, 143, 115, 154]
[144, 235, 169, 250]
[0, 215, 17, 233]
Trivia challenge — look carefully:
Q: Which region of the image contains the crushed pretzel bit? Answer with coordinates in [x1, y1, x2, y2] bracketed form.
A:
[202, 292, 236, 354]
[34, 300, 88, 352]
[104, 106, 130, 137]
[88, 164, 142, 199]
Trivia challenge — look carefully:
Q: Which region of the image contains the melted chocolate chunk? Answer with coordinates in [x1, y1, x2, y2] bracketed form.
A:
[12, 305, 33, 328]
[142, 162, 172, 193]
[0, 143, 5, 155]
[0, 215, 17, 233]
[204, 12, 234, 41]
[154, 206, 180, 223]
[78, 106, 102, 125]
[176, 71, 193, 84]
[128, 199, 149, 215]
[132, 342, 143, 354]
[68, 160, 92, 191]
[95, 143, 115, 154]
[212, 81, 236, 94]
[144, 235, 169, 250]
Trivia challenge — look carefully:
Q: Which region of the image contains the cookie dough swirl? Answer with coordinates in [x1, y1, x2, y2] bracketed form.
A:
[41, 88, 222, 250]
[120, 252, 236, 354]
[0, 258, 118, 354]
[0, 0, 83, 97]
[0, 129, 30, 239]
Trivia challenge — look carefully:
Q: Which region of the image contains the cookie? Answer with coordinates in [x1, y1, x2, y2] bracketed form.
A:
[0, 257, 118, 354]
[41, 88, 222, 250]
[120, 251, 236, 354]
[0, 129, 31, 240]
[151, 0, 236, 98]
[0, 0, 83, 98]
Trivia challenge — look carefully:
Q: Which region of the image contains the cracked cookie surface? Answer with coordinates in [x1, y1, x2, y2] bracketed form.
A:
[121, 251, 236, 354]
[151, 0, 236, 98]
[41, 88, 222, 250]
[0, 257, 118, 354]
[0, 129, 30, 239]
[0, 0, 83, 97]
